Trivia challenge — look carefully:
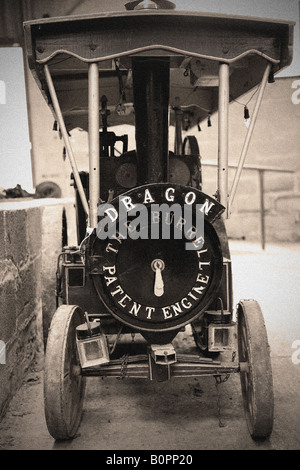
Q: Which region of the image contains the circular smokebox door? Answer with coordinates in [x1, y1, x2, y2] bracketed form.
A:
[92, 183, 224, 332]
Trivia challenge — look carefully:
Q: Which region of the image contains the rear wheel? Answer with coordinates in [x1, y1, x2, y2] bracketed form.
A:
[44, 304, 86, 440]
[35, 181, 61, 198]
[237, 299, 274, 439]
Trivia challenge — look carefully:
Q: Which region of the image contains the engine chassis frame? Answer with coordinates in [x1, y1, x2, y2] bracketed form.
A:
[57, 237, 237, 382]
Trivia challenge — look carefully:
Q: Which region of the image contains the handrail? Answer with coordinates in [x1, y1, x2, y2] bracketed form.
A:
[202, 160, 295, 174]
[202, 160, 295, 249]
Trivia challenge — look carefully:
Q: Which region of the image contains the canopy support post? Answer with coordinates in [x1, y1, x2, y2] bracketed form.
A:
[88, 63, 100, 229]
[44, 65, 89, 218]
[218, 62, 230, 218]
[228, 62, 272, 214]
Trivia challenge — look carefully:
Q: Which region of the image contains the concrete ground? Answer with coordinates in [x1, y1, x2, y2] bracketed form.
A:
[0, 240, 299, 451]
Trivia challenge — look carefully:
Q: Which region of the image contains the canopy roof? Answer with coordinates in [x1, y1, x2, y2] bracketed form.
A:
[24, 9, 294, 131]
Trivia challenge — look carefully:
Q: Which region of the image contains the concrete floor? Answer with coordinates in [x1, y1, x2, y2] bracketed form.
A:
[0, 241, 299, 451]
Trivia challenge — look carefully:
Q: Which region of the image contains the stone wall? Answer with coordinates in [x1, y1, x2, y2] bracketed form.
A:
[0, 198, 74, 419]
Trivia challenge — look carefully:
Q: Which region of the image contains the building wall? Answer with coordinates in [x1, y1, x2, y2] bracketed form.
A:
[196, 76, 300, 243]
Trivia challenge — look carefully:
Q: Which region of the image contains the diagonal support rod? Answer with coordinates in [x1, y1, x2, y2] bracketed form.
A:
[228, 62, 272, 213]
[44, 64, 89, 218]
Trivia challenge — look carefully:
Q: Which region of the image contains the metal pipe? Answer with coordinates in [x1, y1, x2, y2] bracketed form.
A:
[259, 170, 266, 250]
[174, 107, 183, 155]
[44, 65, 89, 217]
[228, 62, 272, 213]
[88, 63, 100, 228]
[132, 57, 170, 184]
[218, 62, 230, 217]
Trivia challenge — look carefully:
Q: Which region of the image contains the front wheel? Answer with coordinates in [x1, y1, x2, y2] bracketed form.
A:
[44, 304, 86, 440]
[237, 299, 274, 439]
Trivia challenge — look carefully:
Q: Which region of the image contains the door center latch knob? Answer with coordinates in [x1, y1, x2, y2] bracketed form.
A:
[151, 259, 165, 297]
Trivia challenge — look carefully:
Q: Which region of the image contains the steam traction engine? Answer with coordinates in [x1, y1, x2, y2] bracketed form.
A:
[24, 0, 294, 441]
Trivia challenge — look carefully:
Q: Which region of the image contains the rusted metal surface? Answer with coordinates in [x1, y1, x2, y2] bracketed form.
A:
[25, 11, 293, 66]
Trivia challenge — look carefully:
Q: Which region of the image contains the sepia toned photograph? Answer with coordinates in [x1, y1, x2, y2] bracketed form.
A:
[0, 0, 299, 454]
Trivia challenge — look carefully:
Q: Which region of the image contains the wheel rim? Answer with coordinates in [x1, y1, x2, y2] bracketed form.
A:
[237, 300, 274, 439]
[44, 305, 86, 440]
[61, 309, 85, 435]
